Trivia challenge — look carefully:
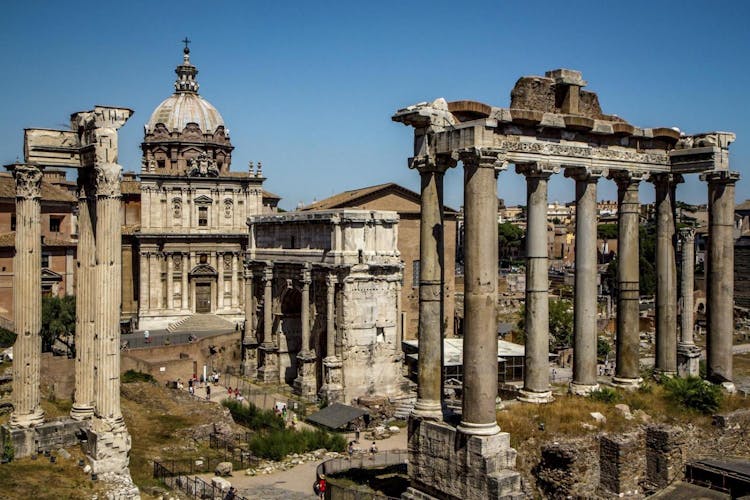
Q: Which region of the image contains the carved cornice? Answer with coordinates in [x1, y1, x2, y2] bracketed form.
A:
[563, 166, 607, 182]
[456, 147, 507, 172]
[607, 169, 649, 187]
[94, 163, 122, 198]
[12, 164, 43, 200]
[408, 153, 456, 174]
[649, 173, 684, 186]
[515, 162, 559, 179]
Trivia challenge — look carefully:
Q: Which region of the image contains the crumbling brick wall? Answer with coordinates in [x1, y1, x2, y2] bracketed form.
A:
[599, 432, 644, 496]
[534, 438, 598, 498]
[645, 424, 685, 490]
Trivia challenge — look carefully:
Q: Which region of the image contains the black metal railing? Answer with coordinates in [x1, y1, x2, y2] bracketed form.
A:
[154, 459, 250, 500]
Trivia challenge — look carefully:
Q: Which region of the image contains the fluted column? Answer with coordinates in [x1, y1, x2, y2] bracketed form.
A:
[181, 252, 189, 310]
[300, 265, 312, 354]
[138, 252, 149, 314]
[610, 170, 646, 388]
[566, 167, 606, 395]
[71, 169, 96, 420]
[258, 264, 278, 383]
[458, 148, 504, 436]
[294, 264, 316, 400]
[653, 174, 683, 377]
[703, 170, 740, 386]
[166, 253, 174, 310]
[677, 227, 700, 377]
[263, 265, 273, 344]
[411, 154, 453, 420]
[517, 162, 558, 403]
[242, 266, 258, 378]
[321, 273, 343, 403]
[326, 274, 337, 358]
[231, 253, 239, 309]
[9, 164, 45, 428]
[216, 253, 224, 310]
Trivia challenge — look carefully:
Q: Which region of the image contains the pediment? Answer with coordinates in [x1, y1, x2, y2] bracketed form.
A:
[190, 264, 217, 276]
[41, 268, 63, 281]
[194, 195, 213, 204]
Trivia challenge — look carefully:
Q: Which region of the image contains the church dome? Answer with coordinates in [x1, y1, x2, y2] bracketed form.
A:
[145, 46, 226, 135]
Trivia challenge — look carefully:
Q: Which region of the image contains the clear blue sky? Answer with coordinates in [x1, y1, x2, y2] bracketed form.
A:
[1, 1, 748, 210]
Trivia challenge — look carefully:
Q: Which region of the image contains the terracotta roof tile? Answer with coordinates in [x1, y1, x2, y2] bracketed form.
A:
[0, 173, 76, 203]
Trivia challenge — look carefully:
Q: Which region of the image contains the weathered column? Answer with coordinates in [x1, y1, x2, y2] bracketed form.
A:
[294, 264, 317, 400]
[257, 264, 278, 382]
[241, 266, 258, 378]
[148, 252, 157, 310]
[703, 170, 740, 387]
[411, 154, 452, 420]
[610, 170, 646, 388]
[677, 227, 701, 377]
[231, 252, 239, 309]
[71, 169, 96, 420]
[517, 162, 557, 403]
[166, 253, 174, 310]
[181, 252, 189, 310]
[653, 174, 682, 377]
[566, 167, 606, 395]
[321, 273, 343, 403]
[216, 252, 224, 310]
[458, 148, 504, 435]
[138, 252, 149, 313]
[8, 164, 45, 428]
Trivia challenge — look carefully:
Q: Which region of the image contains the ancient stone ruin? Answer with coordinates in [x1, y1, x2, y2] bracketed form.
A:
[393, 68, 737, 499]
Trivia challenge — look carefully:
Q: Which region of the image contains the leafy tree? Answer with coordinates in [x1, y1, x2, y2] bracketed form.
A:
[0, 327, 16, 348]
[597, 223, 618, 240]
[498, 222, 525, 267]
[516, 298, 573, 351]
[41, 295, 76, 354]
[597, 336, 612, 360]
[603, 221, 657, 299]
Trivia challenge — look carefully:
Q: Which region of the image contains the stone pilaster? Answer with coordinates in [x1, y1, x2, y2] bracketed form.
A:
[216, 252, 224, 310]
[410, 154, 454, 420]
[458, 148, 505, 435]
[231, 253, 239, 309]
[71, 169, 96, 420]
[653, 174, 683, 377]
[8, 164, 45, 428]
[566, 167, 606, 395]
[320, 273, 343, 403]
[181, 252, 189, 310]
[609, 170, 646, 388]
[166, 253, 174, 310]
[517, 162, 558, 403]
[702, 170, 740, 387]
[677, 227, 700, 377]
[257, 264, 278, 383]
[294, 264, 317, 401]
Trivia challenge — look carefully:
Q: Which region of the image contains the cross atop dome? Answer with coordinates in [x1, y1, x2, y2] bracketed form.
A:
[174, 38, 199, 93]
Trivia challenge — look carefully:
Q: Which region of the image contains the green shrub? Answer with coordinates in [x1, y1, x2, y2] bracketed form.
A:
[3, 438, 14, 462]
[588, 387, 621, 404]
[662, 376, 722, 414]
[222, 399, 284, 431]
[121, 370, 156, 384]
[0, 327, 16, 349]
[248, 428, 346, 461]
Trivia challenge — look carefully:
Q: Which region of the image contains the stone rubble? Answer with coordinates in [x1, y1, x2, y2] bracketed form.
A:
[244, 449, 341, 476]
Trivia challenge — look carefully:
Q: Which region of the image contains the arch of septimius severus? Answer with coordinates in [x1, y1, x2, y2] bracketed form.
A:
[2, 106, 137, 492]
[394, 69, 738, 499]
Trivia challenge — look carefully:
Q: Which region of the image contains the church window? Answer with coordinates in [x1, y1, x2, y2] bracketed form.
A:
[157, 159, 165, 170]
[198, 206, 208, 226]
[41, 252, 50, 268]
[50, 216, 62, 233]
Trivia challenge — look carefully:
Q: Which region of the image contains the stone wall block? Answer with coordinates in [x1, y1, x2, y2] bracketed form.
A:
[599, 433, 643, 496]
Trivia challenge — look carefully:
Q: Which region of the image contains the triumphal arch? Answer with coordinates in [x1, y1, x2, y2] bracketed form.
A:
[393, 69, 737, 499]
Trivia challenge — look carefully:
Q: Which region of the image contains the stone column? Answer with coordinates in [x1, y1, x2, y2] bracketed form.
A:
[458, 148, 504, 435]
[8, 164, 45, 428]
[610, 170, 646, 388]
[148, 252, 157, 310]
[242, 266, 258, 378]
[703, 170, 740, 387]
[181, 253, 189, 310]
[411, 154, 452, 420]
[653, 174, 682, 377]
[71, 169, 96, 420]
[231, 253, 239, 309]
[138, 252, 148, 314]
[258, 264, 278, 382]
[566, 167, 606, 395]
[216, 253, 224, 310]
[294, 264, 317, 400]
[517, 162, 557, 403]
[677, 227, 701, 377]
[321, 273, 343, 403]
[166, 253, 174, 310]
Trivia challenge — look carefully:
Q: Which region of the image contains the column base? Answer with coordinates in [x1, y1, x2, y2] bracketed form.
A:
[517, 389, 554, 404]
[241, 342, 259, 380]
[320, 356, 344, 404]
[610, 376, 643, 390]
[293, 350, 318, 402]
[70, 404, 95, 421]
[456, 420, 502, 436]
[257, 343, 279, 383]
[85, 416, 132, 475]
[2, 418, 87, 458]
[407, 418, 522, 499]
[411, 399, 443, 421]
[9, 408, 45, 429]
[677, 343, 701, 378]
[569, 382, 600, 396]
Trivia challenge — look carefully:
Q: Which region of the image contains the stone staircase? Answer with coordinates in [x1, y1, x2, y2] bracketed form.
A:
[390, 393, 417, 420]
[167, 314, 236, 334]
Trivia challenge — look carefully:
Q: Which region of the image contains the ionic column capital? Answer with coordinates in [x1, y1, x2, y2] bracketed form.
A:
[608, 169, 648, 187]
[649, 172, 684, 186]
[457, 147, 508, 173]
[516, 161, 559, 179]
[409, 153, 456, 174]
[700, 170, 740, 185]
[10, 164, 43, 200]
[94, 163, 122, 198]
[564, 166, 607, 182]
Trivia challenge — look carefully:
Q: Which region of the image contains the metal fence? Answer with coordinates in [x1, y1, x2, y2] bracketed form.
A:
[220, 373, 312, 415]
[208, 433, 260, 471]
[153, 460, 250, 500]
